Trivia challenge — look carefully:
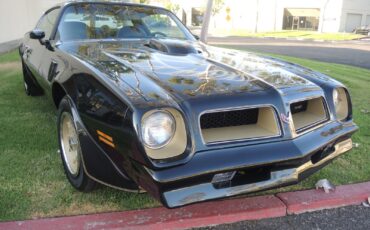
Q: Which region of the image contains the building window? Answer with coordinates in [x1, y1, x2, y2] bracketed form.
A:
[283, 8, 320, 31]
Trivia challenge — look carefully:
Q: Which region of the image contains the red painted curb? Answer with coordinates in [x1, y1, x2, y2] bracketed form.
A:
[0, 195, 286, 230]
[277, 181, 370, 214]
[2, 182, 369, 229]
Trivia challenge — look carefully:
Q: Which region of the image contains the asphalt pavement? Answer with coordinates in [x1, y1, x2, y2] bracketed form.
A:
[197, 205, 370, 230]
[209, 37, 370, 69]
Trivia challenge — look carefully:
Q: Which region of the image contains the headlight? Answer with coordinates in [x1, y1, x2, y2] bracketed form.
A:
[333, 88, 349, 121]
[141, 109, 187, 160]
[141, 111, 176, 149]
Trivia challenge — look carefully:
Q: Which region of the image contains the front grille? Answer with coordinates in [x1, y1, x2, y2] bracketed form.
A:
[200, 108, 259, 129]
[200, 107, 280, 143]
[290, 97, 329, 133]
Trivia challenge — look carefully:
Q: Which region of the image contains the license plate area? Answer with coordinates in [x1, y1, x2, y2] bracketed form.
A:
[212, 167, 271, 189]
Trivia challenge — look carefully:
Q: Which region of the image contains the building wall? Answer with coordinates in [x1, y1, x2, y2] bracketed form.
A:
[0, 0, 65, 44]
[207, 0, 345, 33]
[261, 0, 344, 33]
[1, 0, 370, 45]
[209, 0, 260, 33]
[340, 0, 370, 32]
[152, 0, 370, 33]
[320, 0, 344, 33]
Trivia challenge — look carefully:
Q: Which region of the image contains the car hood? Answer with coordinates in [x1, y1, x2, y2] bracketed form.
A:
[60, 39, 334, 104]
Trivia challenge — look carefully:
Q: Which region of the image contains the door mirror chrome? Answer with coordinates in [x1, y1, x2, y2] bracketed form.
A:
[30, 29, 45, 40]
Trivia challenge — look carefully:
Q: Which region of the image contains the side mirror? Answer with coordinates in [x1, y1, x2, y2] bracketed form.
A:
[30, 29, 45, 40]
[193, 34, 200, 40]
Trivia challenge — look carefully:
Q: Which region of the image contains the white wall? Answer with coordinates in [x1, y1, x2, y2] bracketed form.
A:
[274, 0, 344, 33]
[0, 0, 65, 44]
[207, 0, 345, 33]
[1, 0, 370, 44]
[320, 0, 344, 33]
[209, 0, 260, 33]
[340, 0, 370, 31]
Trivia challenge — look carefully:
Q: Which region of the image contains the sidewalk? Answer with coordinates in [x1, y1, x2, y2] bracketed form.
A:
[207, 36, 370, 50]
[1, 181, 370, 230]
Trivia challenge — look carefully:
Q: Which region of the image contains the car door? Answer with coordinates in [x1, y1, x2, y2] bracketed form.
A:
[38, 8, 64, 94]
[24, 7, 61, 92]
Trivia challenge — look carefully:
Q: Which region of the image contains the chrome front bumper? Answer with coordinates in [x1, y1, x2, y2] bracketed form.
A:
[163, 138, 353, 207]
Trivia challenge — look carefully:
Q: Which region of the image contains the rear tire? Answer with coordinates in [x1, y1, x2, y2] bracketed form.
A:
[57, 96, 96, 192]
[22, 61, 43, 96]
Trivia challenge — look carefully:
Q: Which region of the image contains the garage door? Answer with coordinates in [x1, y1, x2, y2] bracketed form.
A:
[345, 13, 362, 32]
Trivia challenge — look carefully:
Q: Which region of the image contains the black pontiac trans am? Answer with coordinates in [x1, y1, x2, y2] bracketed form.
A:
[19, 1, 358, 208]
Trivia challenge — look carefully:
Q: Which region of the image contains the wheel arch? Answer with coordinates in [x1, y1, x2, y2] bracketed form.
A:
[52, 72, 89, 108]
[54, 74, 140, 191]
[52, 82, 67, 108]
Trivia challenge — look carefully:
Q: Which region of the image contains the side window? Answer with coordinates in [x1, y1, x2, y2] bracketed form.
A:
[37, 8, 60, 39]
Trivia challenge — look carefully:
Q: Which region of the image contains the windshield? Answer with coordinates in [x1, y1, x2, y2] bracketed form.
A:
[56, 3, 194, 41]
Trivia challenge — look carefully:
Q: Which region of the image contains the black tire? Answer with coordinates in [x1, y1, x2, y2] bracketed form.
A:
[57, 96, 96, 192]
[22, 61, 43, 96]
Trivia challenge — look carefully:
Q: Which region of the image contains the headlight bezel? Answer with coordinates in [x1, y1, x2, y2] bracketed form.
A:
[140, 108, 188, 160]
[333, 87, 351, 122]
[141, 110, 176, 150]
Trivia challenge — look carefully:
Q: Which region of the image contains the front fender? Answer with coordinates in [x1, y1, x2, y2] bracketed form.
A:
[65, 95, 139, 191]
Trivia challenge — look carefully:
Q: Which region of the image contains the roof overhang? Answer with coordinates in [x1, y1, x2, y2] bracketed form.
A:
[285, 8, 320, 17]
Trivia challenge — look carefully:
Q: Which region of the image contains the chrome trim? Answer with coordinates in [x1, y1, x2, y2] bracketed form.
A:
[294, 120, 334, 138]
[164, 138, 353, 207]
[197, 104, 283, 145]
[60, 112, 81, 177]
[295, 118, 328, 133]
[80, 156, 140, 193]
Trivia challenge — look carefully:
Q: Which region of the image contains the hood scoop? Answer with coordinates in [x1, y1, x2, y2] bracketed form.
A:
[144, 39, 198, 55]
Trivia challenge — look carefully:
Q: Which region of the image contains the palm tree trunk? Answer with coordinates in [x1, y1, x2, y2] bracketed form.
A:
[200, 0, 213, 43]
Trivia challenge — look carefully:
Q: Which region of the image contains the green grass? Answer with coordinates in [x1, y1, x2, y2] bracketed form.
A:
[0, 50, 20, 63]
[0, 49, 369, 221]
[0, 51, 158, 221]
[211, 30, 366, 41]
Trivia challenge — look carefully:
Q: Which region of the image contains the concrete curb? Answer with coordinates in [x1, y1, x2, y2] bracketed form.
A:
[277, 181, 370, 214]
[207, 36, 367, 44]
[0, 195, 286, 230]
[1, 182, 370, 230]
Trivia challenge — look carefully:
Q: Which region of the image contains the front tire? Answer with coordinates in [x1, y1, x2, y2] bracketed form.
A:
[57, 96, 96, 192]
